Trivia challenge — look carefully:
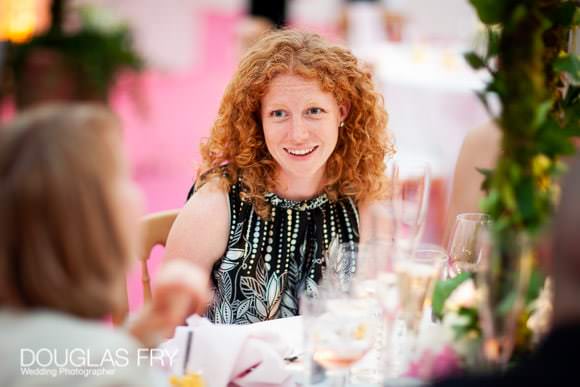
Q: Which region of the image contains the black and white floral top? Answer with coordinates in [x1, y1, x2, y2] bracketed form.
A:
[204, 180, 360, 324]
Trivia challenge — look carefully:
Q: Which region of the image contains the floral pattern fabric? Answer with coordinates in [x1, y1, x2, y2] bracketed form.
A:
[205, 181, 360, 324]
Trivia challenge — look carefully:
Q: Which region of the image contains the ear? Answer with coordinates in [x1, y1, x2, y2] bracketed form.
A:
[338, 102, 350, 122]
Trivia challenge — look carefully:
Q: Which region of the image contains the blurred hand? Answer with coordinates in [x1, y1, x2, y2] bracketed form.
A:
[128, 259, 210, 347]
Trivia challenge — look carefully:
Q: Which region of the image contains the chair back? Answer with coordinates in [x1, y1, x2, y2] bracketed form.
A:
[112, 209, 179, 325]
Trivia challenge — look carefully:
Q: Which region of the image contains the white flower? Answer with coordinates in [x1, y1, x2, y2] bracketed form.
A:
[442, 312, 470, 329]
[417, 321, 453, 354]
[527, 278, 553, 345]
[440, 310, 481, 366]
[445, 279, 477, 311]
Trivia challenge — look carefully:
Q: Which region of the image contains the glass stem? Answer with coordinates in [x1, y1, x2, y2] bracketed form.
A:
[328, 369, 348, 387]
[382, 316, 394, 378]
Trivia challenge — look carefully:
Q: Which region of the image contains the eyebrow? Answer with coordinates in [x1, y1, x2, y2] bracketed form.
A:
[262, 98, 330, 110]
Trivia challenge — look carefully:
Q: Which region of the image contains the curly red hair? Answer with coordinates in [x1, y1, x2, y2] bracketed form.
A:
[198, 29, 395, 218]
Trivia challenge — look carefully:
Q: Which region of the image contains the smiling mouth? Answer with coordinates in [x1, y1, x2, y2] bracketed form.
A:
[284, 146, 318, 157]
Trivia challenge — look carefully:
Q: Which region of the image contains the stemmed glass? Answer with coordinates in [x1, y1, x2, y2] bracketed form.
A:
[352, 201, 400, 381]
[369, 240, 401, 379]
[447, 212, 491, 276]
[304, 245, 378, 387]
[390, 160, 431, 257]
[395, 245, 445, 363]
[349, 241, 397, 384]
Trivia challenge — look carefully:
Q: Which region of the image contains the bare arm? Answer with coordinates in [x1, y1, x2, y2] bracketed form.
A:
[443, 122, 501, 246]
[164, 178, 230, 277]
[126, 180, 228, 346]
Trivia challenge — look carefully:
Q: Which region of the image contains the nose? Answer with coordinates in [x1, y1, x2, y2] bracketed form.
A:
[288, 118, 309, 143]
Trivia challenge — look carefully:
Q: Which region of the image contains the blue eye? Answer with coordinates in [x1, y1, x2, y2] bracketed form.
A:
[270, 110, 287, 118]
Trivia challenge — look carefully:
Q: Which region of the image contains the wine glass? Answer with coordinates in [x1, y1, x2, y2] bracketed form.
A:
[390, 160, 431, 257]
[305, 285, 378, 387]
[447, 212, 491, 276]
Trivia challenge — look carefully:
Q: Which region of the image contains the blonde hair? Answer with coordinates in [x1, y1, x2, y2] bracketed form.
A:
[0, 104, 128, 319]
[199, 29, 394, 218]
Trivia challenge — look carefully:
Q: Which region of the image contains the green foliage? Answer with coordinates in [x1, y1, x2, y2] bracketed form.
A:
[526, 268, 544, 305]
[461, 0, 579, 366]
[451, 307, 481, 340]
[2, 4, 143, 104]
[464, 52, 487, 70]
[464, 1, 580, 238]
[532, 100, 554, 130]
[545, 2, 579, 27]
[553, 54, 580, 85]
[432, 272, 472, 321]
[486, 27, 502, 59]
[469, 0, 510, 24]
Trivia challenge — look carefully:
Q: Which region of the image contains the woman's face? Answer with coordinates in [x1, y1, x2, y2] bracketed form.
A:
[261, 74, 348, 191]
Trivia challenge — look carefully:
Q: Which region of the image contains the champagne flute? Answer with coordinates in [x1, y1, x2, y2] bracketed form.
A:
[368, 240, 402, 379]
[447, 212, 491, 276]
[324, 241, 358, 293]
[349, 241, 396, 384]
[395, 245, 445, 363]
[390, 160, 431, 257]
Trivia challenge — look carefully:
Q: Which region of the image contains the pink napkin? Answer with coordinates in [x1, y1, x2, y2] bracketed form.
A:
[161, 316, 296, 387]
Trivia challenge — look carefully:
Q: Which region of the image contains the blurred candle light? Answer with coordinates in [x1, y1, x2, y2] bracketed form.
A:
[0, 0, 50, 43]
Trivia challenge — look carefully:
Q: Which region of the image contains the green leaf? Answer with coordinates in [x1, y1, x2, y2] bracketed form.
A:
[500, 183, 517, 212]
[477, 167, 494, 191]
[480, 188, 500, 214]
[475, 91, 493, 117]
[554, 54, 580, 85]
[497, 290, 517, 316]
[515, 177, 536, 222]
[432, 272, 472, 320]
[545, 2, 578, 27]
[532, 100, 553, 129]
[526, 268, 544, 305]
[464, 52, 487, 70]
[487, 77, 507, 96]
[508, 163, 522, 183]
[563, 85, 580, 108]
[451, 307, 481, 339]
[487, 27, 501, 58]
[494, 216, 512, 234]
[477, 168, 494, 178]
[537, 123, 577, 156]
[469, 0, 508, 24]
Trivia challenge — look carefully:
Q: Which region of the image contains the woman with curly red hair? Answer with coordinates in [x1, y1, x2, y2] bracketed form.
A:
[165, 29, 394, 324]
